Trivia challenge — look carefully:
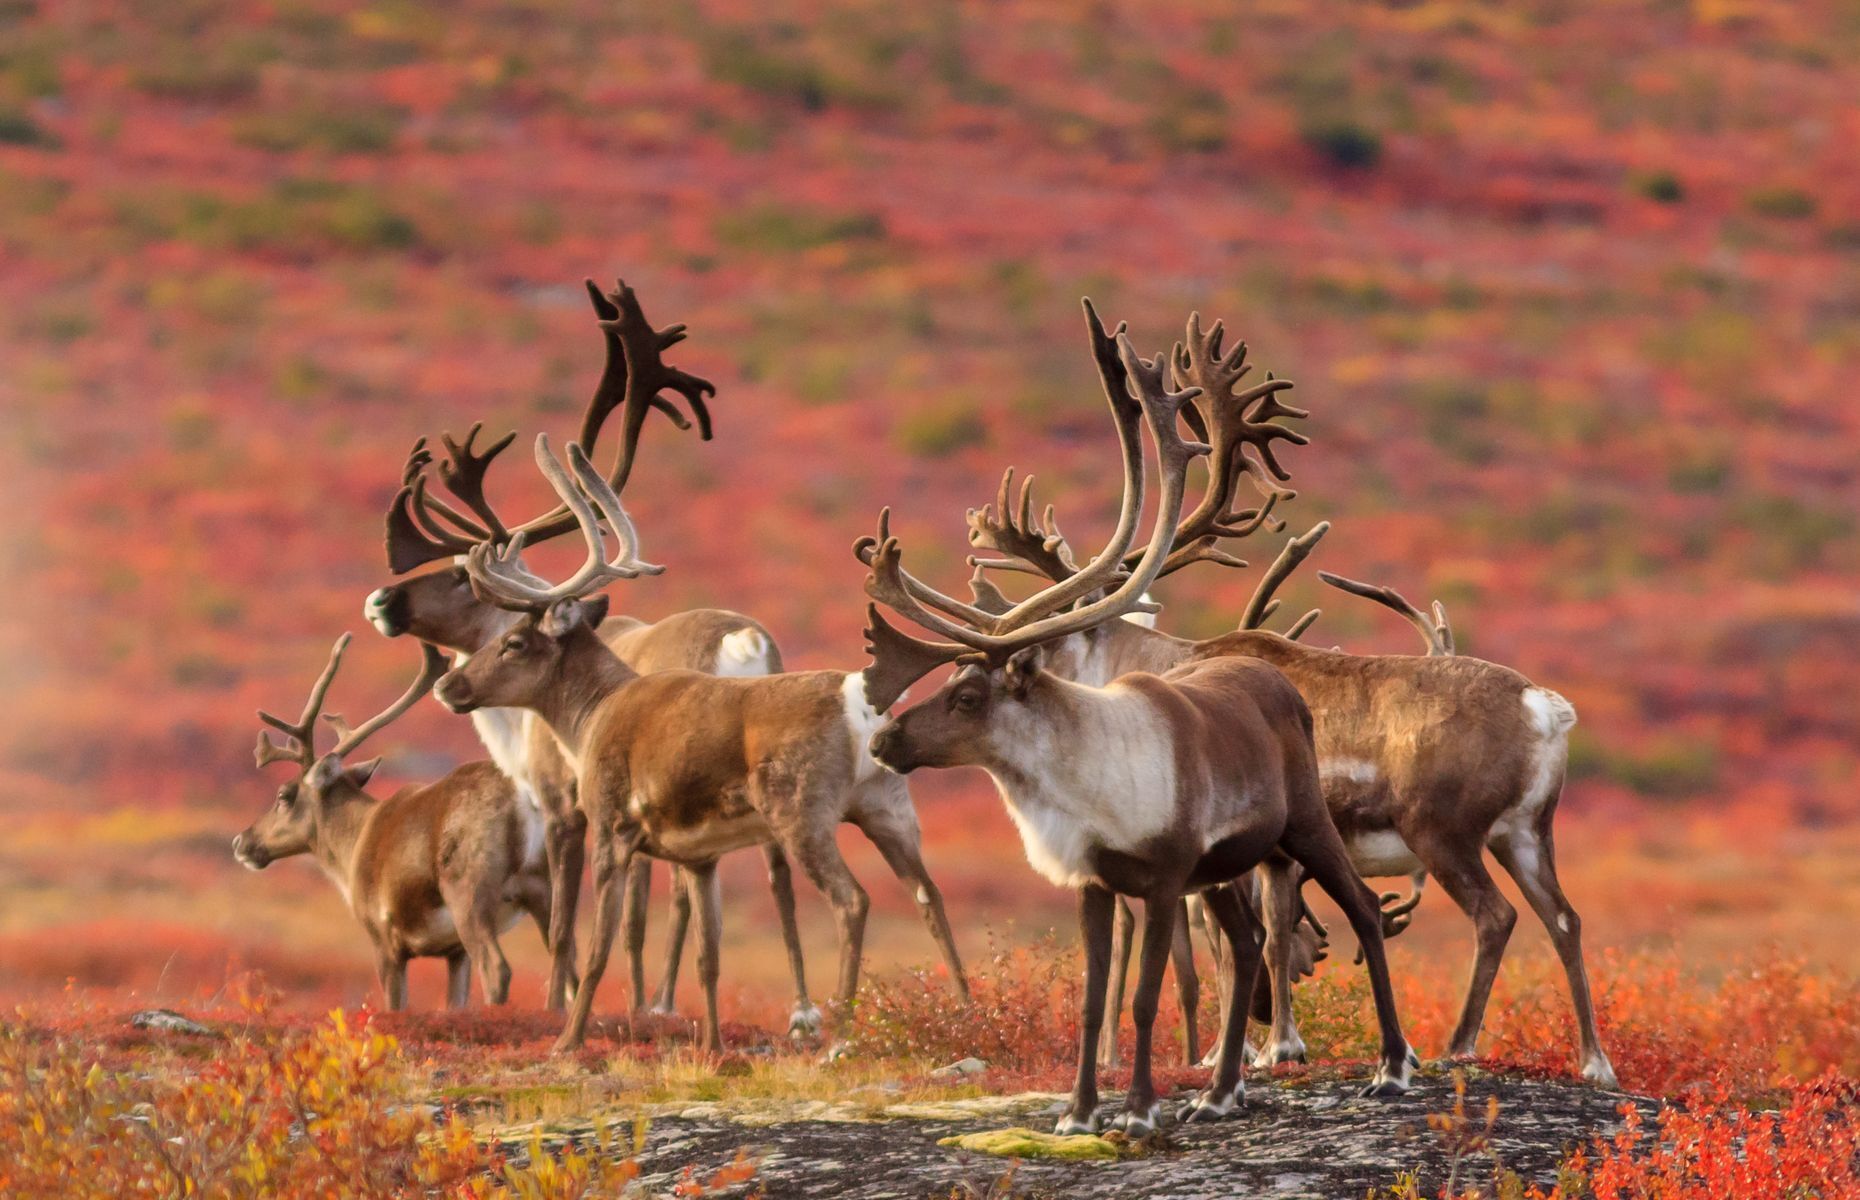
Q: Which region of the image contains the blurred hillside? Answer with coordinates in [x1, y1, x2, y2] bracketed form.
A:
[1, 0, 1858, 1000]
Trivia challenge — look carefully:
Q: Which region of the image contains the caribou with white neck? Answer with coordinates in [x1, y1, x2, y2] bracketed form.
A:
[960, 307, 1615, 1087]
[856, 307, 1414, 1138]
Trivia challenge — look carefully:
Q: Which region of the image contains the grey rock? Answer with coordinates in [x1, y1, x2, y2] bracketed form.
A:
[128, 1009, 218, 1038]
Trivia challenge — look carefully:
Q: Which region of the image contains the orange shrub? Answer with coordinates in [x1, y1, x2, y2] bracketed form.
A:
[848, 934, 1079, 1071]
[1558, 1076, 1860, 1199]
[0, 1005, 664, 1199]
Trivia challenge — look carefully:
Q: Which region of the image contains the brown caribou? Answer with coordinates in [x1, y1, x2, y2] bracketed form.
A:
[856, 317, 1413, 1137]
[432, 435, 968, 1054]
[235, 635, 552, 1010]
[365, 279, 813, 1031]
[961, 306, 1614, 1087]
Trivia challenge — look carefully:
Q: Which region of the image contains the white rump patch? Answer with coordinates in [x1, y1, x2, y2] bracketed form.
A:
[1524, 687, 1577, 737]
[1348, 829, 1424, 877]
[1516, 687, 1576, 824]
[715, 628, 772, 677]
[840, 673, 889, 784]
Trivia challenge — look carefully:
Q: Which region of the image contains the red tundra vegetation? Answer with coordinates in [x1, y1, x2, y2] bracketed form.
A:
[1, 0, 1857, 1193]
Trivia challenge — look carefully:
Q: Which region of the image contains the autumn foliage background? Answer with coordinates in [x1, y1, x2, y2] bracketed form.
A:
[2, 0, 1858, 1099]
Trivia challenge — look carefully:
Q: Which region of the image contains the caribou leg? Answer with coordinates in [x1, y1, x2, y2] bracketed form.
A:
[1099, 898, 1135, 1069]
[1180, 882, 1263, 1122]
[1056, 884, 1115, 1135]
[1253, 858, 1310, 1067]
[1280, 782, 1412, 1095]
[762, 842, 821, 1036]
[554, 829, 640, 1054]
[1489, 815, 1615, 1086]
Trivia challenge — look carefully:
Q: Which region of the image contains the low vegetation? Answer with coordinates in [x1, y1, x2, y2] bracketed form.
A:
[4, 946, 1854, 1195]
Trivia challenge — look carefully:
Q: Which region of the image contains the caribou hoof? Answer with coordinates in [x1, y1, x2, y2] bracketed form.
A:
[1361, 1056, 1414, 1097]
[1250, 1037, 1307, 1069]
[787, 1004, 824, 1038]
[1177, 1082, 1244, 1123]
[1109, 1102, 1162, 1138]
[1581, 1053, 1619, 1090]
[1406, 1045, 1423, 1070]
[1053, 1111, 1100, 1136]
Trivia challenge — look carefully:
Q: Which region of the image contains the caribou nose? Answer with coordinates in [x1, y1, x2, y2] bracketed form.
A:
[232, 833, 268, 870]
[364, 586, 405, 636]
[434, 670, 475, 713]
[868, 724, 911, 773]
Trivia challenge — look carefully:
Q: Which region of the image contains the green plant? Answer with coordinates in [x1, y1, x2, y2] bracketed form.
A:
[0, 105, 54, 147]
[894, 398, 989, 458]
[1634, 170, 1685, 203]
[1746, 186, 1815, 220]
[1302, 118, 1382, 168]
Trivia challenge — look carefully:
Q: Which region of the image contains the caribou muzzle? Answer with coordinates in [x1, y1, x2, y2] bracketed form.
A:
[434, 669, 479, 714]
[867, 723, 918, 774]
[364, 586, 410, 637]
[232, 832, 272, 871]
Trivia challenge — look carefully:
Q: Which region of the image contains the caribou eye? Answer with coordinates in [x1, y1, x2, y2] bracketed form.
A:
[449, 565, 470, 585]
[275, 786, 295, 809]
[952, 690, 982, 714]
[502, 634, 527, 656]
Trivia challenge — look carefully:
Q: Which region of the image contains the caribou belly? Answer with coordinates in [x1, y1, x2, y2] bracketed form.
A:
[1347, 829, 1424, 878]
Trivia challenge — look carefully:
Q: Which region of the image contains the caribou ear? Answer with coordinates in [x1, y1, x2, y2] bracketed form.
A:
[342, 757, 383, 789]
[1003, 647, 1043, 698]
[541, 595, 609, 637]
[861, 605, 966, 712]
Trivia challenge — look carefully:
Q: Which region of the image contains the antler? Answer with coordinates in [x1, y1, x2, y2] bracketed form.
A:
[385, 279, 715, 573]
[591, 279, 716, 497]
[863, 331, 1206, 659]
[254, 634, 352, 769]
[466, 434, 664, 613]
[1136, 311, 1305, 579]
[323, 641, 449, 759]
[968, 307, 1304, 598]
[1238, 521, 1330, 635]
[1318, 572, 1455, 656]
[964, 468, 1079, 583]
[434, 423, 516, 541]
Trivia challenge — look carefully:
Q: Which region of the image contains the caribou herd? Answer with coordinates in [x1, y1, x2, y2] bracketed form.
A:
[233, 278, 1615, 1137]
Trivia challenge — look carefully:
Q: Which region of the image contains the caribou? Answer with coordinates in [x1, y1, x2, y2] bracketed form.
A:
[236, 635, 552, 1010]
[855, 315, 1413, 1137]
[961, 306, 1615, 1087]
[431, 435, 969, 1054]
[366, 278, 811, 1029]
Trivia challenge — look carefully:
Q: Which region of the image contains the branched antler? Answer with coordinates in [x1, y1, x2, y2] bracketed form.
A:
[322, 642, 449, 759]
[386, 278, 715, 573]
[964, 468, 1081, 583]
[1318, 572, 1456, 656]
[467, 434, 665, 613]
[1239, 521, 1329, 634]
[435, 423, 517, 542]
[255, 634, 351, 769]
[860, 330, 1204, 668]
